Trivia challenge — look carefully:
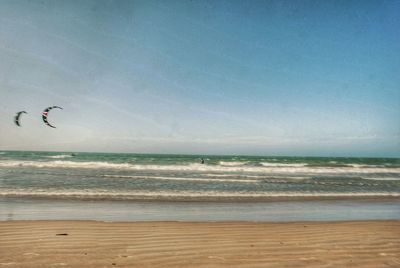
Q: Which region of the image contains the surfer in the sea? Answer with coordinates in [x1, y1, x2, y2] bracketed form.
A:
[200, 158, 205, 164]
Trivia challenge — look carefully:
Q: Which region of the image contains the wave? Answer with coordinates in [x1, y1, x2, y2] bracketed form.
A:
[46, 154, 73, 159]
[219, 161, 248, 166]
[1, 189, 400, 201]
[361, 177, 400, 181]
[348, 164, 400, 168]
[261, 162, 307, 167]
[101, 174, 259, 183]
[201, 174, 310, 180]
[1, 160, 400, 174]
[17, 170, 312, 182]
[0, 160, 132, 169]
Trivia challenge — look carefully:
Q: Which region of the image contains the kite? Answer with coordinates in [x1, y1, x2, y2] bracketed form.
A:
[14, 111, 27, 127]
[42, 106, 63, 128]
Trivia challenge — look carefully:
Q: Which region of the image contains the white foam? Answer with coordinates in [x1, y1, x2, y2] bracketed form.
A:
[218, 161, 247, 166]
[200, 173, 238, 177]
[101, 174, 259, 183]
[201, 174, 267, 179]
[46, 154, 73, 159]
[1, 160, 399, 174]
[1, 189, 400, 199]
[260, 162, 307, 167]
[361, 177, 400, 181]
[0, 160, 132, 169]
[200, 174, 309, 180]
[349, 164, 387, 168]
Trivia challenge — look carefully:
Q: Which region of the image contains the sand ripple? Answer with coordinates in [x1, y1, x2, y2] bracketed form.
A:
[0, 221, 399, 267]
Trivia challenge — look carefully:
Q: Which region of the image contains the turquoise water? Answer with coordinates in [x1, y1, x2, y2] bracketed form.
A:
[0, 151, 399, 201]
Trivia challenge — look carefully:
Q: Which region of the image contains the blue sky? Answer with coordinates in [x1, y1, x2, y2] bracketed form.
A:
[0, 0, 399, 157]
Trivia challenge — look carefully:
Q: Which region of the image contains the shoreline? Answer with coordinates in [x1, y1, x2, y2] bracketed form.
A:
[1, 194, 400, 203]
[1, 220, 399, 267]
[2, 197, 400, 222]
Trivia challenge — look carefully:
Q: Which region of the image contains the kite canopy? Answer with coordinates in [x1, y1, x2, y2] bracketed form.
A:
[42, 106, 63, 128]
[14, 111, 27, 127]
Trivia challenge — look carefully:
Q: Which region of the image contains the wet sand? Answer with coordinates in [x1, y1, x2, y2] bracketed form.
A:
[2, 197, 400, 222]
[1, 220, 399, 267]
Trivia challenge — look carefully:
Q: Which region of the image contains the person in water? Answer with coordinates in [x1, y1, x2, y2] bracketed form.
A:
[201, 158, 204, 164]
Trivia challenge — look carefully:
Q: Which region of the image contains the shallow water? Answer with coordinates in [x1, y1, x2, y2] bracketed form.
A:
[1, 197, 399, 222]
[1, 151, 399, 201]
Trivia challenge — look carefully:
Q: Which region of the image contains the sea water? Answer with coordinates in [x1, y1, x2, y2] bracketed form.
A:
[0, 151, 399, 201]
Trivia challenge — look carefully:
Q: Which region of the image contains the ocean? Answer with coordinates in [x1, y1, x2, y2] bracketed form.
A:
[1, 151, 399, 221]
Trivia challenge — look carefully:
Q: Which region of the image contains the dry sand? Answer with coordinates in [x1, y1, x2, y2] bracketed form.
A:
[1, 220, 399, 267]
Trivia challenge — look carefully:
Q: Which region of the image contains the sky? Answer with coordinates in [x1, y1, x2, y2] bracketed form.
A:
[0, 0, 399, 157]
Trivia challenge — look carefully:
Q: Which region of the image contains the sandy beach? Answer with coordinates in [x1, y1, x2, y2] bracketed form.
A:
[1, 220, 399, 267]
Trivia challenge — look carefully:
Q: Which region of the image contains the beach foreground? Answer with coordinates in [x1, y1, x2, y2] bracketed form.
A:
[1, 221, 399, 267]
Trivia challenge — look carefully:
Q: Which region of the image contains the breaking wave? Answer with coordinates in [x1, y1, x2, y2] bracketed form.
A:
[361, 177, 400, 181]
[46, 154, 73, 159]
[219, 161, 248, 166]
[101, 174, 259, 183]
[1, 189, 399, 201]
[1, 160, 400, 174]
[260, 162, 307, 167]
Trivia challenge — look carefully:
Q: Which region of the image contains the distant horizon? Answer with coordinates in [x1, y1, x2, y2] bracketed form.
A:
[2, 149, 399, 159]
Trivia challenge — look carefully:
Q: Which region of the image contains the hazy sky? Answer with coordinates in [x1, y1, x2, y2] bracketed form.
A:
[0, 0, 399, 157]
